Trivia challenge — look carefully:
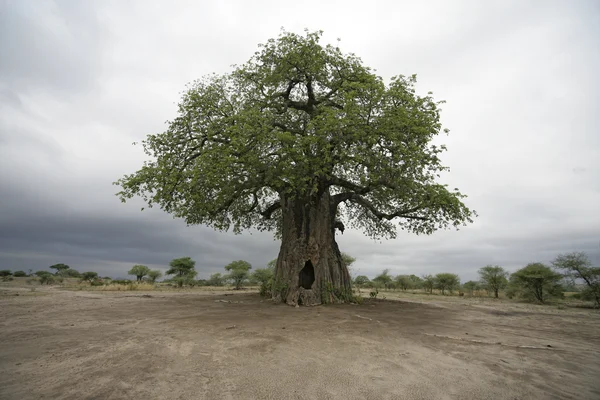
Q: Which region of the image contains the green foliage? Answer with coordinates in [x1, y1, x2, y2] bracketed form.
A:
[35, 271, 52, 277]
[128, 265, 151, 282]
[341, 253, 356, 268]
[224, 260, 252, 290]
[434, 273, 460, 295]
[81, 271, 99, 283]
[552, 252, 600, 307]
[0, 270, 12, 277]
[49, 263, 70, 275]
[207, 273, 225, 286]
[353, 275, 370, 287]
[422, 274, 435, 293]
[408, 274, 423, 289]
[114, 29, 475, 241]
[251, 267, 274, 285]
[39, 274, 55, 285]
[507, 263, 563, 304]
[373, 269, 393, 289]
[166, 257, 196, 277]
[462, 280, 480, 295]
[147, 269, 163, 283]
[478, 265, 508, 298]
[251, 265, 274, 297]
[224, 260, 252, 272]
[13, 271, 27, 277]
[394, 275, 412, 291]
[63, 269, 81, 278]
[171, 275, 197, 288]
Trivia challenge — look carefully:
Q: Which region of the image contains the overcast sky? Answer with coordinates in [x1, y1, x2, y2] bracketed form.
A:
[1, 0, 598, 281]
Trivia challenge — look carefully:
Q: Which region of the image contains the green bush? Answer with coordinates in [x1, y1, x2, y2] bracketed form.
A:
[508, 263, 563, 303]
[259, 280, 272, 297]
[39, 275, 55, 285]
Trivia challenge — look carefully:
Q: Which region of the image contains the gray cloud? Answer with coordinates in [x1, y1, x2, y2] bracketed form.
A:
[1, 0, 599, 281]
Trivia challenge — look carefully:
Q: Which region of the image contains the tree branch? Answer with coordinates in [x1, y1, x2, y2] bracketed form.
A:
[261, 200, 281, 219]
[347, 194, 428, 221]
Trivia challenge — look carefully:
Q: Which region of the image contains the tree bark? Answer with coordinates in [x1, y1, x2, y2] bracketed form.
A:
[271, 186, 352, 306]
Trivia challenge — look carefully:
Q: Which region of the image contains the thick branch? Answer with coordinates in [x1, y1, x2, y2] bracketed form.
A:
[261, 200, 281, 219]
[347, 194, 428, 221]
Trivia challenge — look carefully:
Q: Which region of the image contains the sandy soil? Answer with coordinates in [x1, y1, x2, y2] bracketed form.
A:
[1, 286, 599, 400]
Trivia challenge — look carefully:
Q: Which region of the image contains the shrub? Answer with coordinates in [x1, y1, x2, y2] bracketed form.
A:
[147, 269, 163, 283]
[508, 263, 563, 303]
[13, 271, 27, 277]
[39, 275, 55, 285]
[434, 273, 460, 294]
[552, 252, 600, 308]
[478, 265, 508, 298]
[128, 265, 151, 282]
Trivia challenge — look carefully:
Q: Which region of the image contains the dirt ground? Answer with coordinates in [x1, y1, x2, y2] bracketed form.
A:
[1, 286, 599, 400]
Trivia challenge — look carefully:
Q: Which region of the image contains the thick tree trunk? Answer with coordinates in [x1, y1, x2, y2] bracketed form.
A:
[271, 188, 352, 306]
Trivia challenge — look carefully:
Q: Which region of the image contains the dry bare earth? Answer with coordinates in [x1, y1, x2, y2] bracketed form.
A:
[1, 287, 599, 400]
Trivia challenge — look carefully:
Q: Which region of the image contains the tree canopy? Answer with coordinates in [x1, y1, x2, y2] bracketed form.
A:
[166, 257, 196, 277]
[478, 265, 508, 298]
[373, 269, 393, 289]
[225, 260, 252, 290]
[50, 264, 70, 274]
[128, 265, 151, 282]
[147, 270, 163, 283]
[114, 29, 475, 240]
[434, 273, 460, 294]
[552, 252, 599, 307]
[507, 263, 563, 304]
[81, 271, 99, 283]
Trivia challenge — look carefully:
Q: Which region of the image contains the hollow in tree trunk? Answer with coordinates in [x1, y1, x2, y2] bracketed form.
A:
[272, 188, 352, 306]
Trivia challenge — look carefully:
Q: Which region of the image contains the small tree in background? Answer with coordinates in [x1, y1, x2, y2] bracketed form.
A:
[478, 265, 509, 298]
[207, 273, 225, 286]
[353, 275, 371, 288]
[434, 273, 460, 295]
[147, 270, 163, 283]
[422, 274, 435, 293]
[408, 275, 423, 289]
[49, 263, 70, 275]
[251, 264, 275, 297]
[166, 257, 196, 277]
[395, 275, 412, 291]
[13, 270, 27, 277]
[507, 263, 563, 304]
[462, 280, 480, 296]
[552, 252, 600, 307]
[225, 260, 252, 290]
[341, 253, 356, 267]
[373, 269, 394, 290]
[35, 271, 51, 277]
[128, 265, 151, 282]
[63, 269, 81, 278]
[171, 271, 197, 288]
[81, 271, 99, 283]
[39, 274, 55, 285]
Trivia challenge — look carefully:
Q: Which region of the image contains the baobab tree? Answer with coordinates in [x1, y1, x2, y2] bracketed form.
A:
[115, 29, 475, 306]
